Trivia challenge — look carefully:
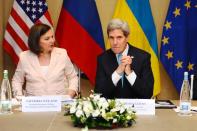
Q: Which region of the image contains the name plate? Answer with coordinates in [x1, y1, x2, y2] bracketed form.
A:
[22, 96, 61, 112]
[116, 99, 155, 115]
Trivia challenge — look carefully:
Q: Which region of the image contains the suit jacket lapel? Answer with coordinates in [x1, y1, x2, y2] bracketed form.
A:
[107, 50, 119, 75]
[46, 49, 57, 78]
[127, 45, 137, 70]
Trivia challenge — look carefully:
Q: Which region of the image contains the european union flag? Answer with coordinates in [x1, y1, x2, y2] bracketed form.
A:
[160, 0, 197, 93]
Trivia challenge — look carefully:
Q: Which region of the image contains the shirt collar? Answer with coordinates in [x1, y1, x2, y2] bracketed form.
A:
[116, 44, 129, 58]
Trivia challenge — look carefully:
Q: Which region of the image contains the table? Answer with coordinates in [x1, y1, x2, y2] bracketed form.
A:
[1, 101, 197, 131]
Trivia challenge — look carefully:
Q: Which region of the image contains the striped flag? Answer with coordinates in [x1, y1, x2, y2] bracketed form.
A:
[106, 0, 161, 96]
[55, 0, 105, 85]
[3, 0, 53, 64]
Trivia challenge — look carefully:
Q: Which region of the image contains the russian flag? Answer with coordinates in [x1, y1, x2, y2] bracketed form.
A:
[55, 0, 105, 85]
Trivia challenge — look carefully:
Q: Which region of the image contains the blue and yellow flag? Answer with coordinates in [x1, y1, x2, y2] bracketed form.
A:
[160, 0, 197, 93]
[106, 0, 160, 96]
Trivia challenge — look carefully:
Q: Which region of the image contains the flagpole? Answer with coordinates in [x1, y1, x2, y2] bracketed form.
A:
[190, 75, 194, 100]
[78, 68, 81, 98]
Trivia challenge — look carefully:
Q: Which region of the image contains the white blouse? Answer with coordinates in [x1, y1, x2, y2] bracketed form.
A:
[40, 66, 49, 76]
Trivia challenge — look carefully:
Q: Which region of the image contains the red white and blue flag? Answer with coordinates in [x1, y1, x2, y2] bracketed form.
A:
[56, 0, 105, 85]
[3, 0, 53, 64]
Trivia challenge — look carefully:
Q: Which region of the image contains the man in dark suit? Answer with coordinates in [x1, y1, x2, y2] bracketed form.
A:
[94, 19, 154, 99]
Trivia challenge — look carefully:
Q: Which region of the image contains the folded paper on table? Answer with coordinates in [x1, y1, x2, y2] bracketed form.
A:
[22, 96, 61, 112]
[116, 99, 155, 115]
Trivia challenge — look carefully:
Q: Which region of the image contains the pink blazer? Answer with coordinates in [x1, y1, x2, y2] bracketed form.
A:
[12, 47, 78, 96]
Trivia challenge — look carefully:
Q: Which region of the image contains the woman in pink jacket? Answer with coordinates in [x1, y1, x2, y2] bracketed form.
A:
[12, 23, 78, 98]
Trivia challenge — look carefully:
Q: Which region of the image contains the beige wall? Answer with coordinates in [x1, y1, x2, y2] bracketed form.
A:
[0, 0, 179, 99]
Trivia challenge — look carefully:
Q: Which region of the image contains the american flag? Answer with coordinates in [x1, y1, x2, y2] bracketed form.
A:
[3, 0, 53, 64]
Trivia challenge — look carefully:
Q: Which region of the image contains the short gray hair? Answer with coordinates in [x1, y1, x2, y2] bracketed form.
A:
[107, 18, 130, 37]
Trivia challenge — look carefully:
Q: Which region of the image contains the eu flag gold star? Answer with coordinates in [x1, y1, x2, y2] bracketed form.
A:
[187, 62, 194, 71]
[173, 8, 181, 17]
[165, 51, 173, 59]
[184, 1, 191, 10]
[162, 36, 169, 45]
[175, 60, 183, 69]
[164, 21, 172, 30]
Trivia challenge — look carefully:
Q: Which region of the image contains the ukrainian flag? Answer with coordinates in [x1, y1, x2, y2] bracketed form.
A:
[106, 0, 160, 96]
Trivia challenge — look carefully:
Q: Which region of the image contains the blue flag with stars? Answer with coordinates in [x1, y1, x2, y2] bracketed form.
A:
[160, 0, 197, 93]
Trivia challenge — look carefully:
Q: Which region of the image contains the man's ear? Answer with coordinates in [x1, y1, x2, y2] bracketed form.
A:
[126, 34, 129, 41]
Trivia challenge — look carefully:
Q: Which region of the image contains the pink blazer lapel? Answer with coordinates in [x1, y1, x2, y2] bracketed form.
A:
[45, 49, 58, 78]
